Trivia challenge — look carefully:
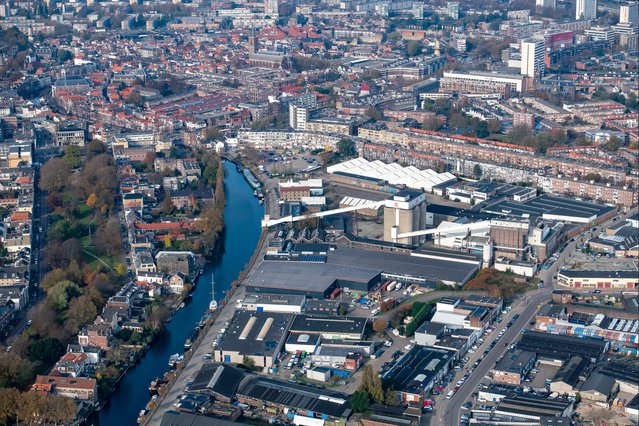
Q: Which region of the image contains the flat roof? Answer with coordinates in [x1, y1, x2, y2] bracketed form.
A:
[517, 331, 607, 361]
[493, 349, 536, 375]
[246, 260, 381, 294]
[218, 311, 292, 356]
[161, 411, 239, 426]
[286, 332, 320, 346]
[290, 315, 367, 337]
[496, 394, 572, 418]
[383, 346, 454, 395]
[559, 269, 638, 279]
[327, 247, 478, 284]
[482, 194, 614, 223]
[242, 293, 306, 307]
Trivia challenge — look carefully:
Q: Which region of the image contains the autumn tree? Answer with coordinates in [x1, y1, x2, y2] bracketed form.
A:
[0, 387, 19, 423]
[214, 163, 225, 209]
[147, 303, 170, 331]
[40, 158, 71, 192]
[372, 318, 388, 334]
[66, 295, 98, 334]
[94, 217, 122, 257]
[27, 303, 64, 341]
[384, 388, 397, 405]
[43, 394, 76, 424]
[76, 154, 118, 214]
[144, 151, 157, 167]
[16, 391, 45, 425]
[365, 106, 383, 121]
[43, 238, 82, 269]
[86, 192, 98, 208]
[359, 365, 384, 404]
[0, 352, 35, 390]
[423, 115, 442, 131]
[86, 140, 107, 159]
[40, 269, 69, 292]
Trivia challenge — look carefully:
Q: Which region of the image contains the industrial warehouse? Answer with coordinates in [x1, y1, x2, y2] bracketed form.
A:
[326, 158, 457, 193]
[246, 244, 480, 298]
[482, 194, 616, 224]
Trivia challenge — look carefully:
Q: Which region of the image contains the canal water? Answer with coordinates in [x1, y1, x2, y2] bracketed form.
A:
[95, 162, 264, 425]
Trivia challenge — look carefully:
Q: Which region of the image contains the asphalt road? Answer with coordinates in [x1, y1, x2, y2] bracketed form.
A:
[436, 288, 552, 426]
[435, 208, 636, 425]
[146, 229, 271, 426]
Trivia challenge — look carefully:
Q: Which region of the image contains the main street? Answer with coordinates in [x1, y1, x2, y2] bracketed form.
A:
[435, 208, 636, 426]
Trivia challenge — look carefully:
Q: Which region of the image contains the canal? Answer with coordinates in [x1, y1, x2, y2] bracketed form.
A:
[95, 161, 264, 425]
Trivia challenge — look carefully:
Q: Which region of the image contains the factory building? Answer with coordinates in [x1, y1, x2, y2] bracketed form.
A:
[383, 190, 427, 245]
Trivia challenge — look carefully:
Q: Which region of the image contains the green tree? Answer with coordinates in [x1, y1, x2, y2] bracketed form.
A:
[602, 136, 621, 152]
[58, 48, 74, 63]
[365, 106, 383, 121]
[46, 280, 80, 310]
[28, 338, 65, 365]
[384, 388, 397, 405]
[63, 145, 82, 168]
[473, 164, 483, 179]
[473, 120, 489, 138]
[337, 138, 356, 157]
[406, 40, 422, 57]
[351, 390, 370, 413]
[242, 356, 256, 370]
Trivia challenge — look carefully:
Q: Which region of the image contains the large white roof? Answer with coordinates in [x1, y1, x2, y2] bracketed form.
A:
[327, 158, 456, 191]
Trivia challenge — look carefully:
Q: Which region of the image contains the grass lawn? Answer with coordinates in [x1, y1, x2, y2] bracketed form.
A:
[76, 203, 94, 228]
[80, 234, 119, 271]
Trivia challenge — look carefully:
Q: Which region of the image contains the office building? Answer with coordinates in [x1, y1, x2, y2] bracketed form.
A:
[446, 1, 459, 19]
[536, 0, 556, 10]
[289, 103, 308, 131]
[440, 71, 529, 93]
[521, 39, 546, 78]
[576, 0, 597, 20]
[619, 3, 638, 25]
[264, 0, 278, 16]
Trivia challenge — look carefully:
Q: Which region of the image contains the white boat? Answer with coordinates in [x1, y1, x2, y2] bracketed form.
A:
[168, 353, 183, 368]
[209, 272, 218, 312]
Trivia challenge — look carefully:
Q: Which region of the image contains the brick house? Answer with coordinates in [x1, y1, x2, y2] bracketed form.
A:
[33, 373, 98, 403]
[78, 324, 112, 350]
